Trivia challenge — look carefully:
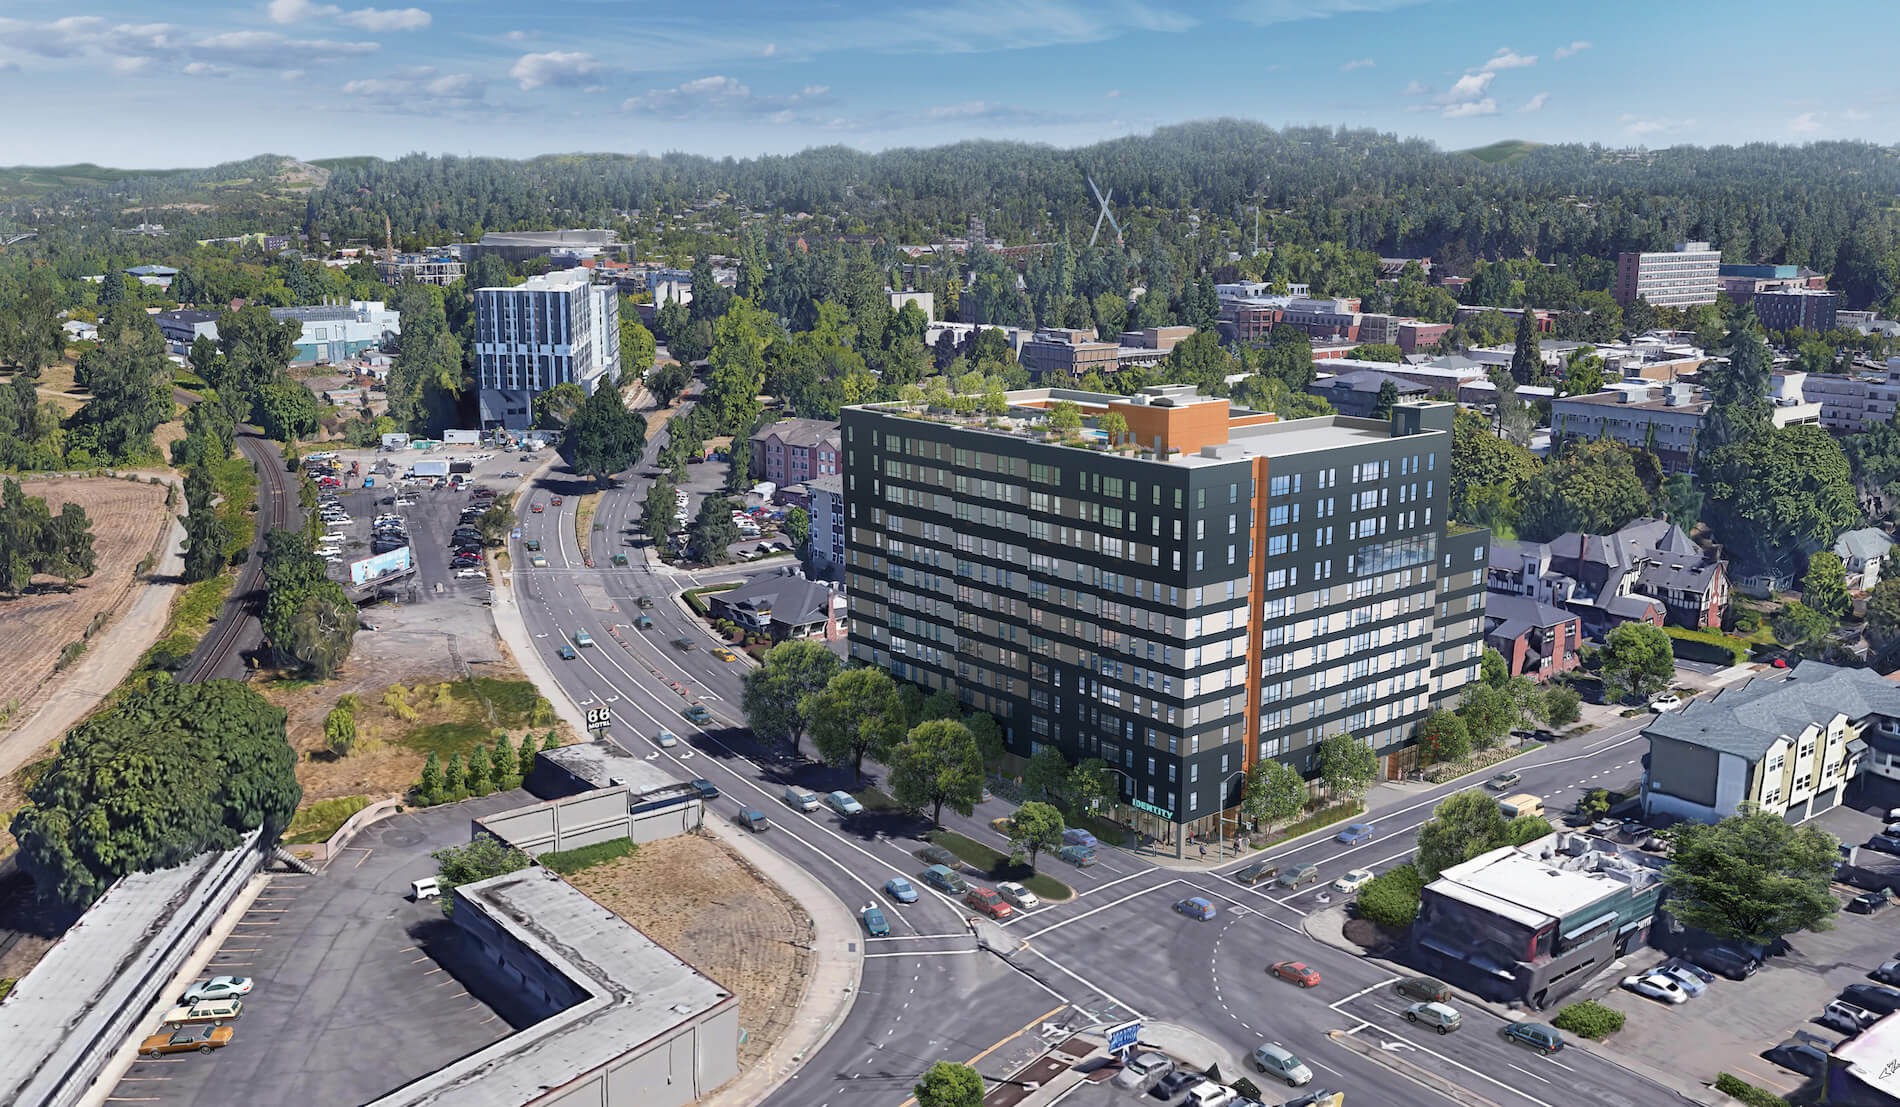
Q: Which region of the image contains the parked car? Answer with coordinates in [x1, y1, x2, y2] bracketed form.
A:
[1842, 984, 1900, 1015]
[1404, 1002, 1462, 1034]
[1234, 859, 1280, 885]
[1335, 822, 1375, 845]
[1277, 864, 1321, 889]
[1622, 972, 1689, 1005]
[1248, 1042, 1313, 1087]
[1655, 963, 1709, 997]
[1333, 869, 1374, 894]
[160, 999, 243, 1027]
[689, 778, 719, 799]
[1849, 889, 1893, 914]
[995, 881, 1040, 910]
[1183, 1081, 1237, 1107]
[1282, 1091, 1345, 1107]
[1269, 961, 1321, 988]
[1820, 1000, 1881, 1035]
[182, 977, 253, 1004]
[140, 1024, 235, 1057]
[1485, 771, 1521, 791]
[921, 865, 967, 894]
[1765, 1041, 1830, 1078]
[884, 877, 919, 904]
[1874, 961, 1900, 987]
[965, 887, 1013, 919]
[783, 786, 820, 812]
[1058, 844, 1099, 867]
[1112, 1052, 1173, 1090]
[1174, 897, 1217, 920]
[860, 906, 890, 937]
[919, 845, 959, 868]
[1866, 834, 1900, 857]
[1650, 693, 1684, 712]
[736, 809, 769, 832]
[1502, 1021, 1564, 1054]
[1149, 1071, 1197, 1102]
[824, 790, 864, 816]
[1395, 976, 1452, 1004]
[1691, 945, 1761, 980]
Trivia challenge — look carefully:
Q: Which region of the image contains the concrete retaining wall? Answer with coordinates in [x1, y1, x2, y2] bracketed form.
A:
[292, 797, 404, 866]
[475, 788, 703, 856]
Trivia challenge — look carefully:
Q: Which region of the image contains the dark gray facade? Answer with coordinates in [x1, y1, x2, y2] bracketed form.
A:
[842, 392, 1488, 843]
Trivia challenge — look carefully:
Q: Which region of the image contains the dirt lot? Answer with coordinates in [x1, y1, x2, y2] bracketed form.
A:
[0, 476, 172, 730]
[567, 834, 813, 1074]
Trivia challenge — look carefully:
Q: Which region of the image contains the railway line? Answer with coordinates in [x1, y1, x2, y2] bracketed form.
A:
[178, 427, 294, 683]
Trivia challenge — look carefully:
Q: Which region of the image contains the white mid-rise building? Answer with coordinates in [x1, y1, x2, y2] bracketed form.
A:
[1615, 241, 1721, 308]
[475, 268, 620, 431]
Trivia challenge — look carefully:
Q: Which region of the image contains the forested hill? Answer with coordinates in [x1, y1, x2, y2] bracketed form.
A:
[16, 121, 1900, 279]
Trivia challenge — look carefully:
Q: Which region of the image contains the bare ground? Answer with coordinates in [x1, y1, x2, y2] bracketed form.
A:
[566, 834, 813, 1075]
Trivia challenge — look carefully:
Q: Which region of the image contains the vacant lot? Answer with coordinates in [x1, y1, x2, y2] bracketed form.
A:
[0, 476, 172, 731]
[567, 833, 812, 1075]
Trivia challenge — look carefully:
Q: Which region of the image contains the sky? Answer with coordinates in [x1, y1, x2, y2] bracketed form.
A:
[0, 0, 1893, 167]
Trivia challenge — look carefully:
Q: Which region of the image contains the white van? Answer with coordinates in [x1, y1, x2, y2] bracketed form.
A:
[410, 878, 441, 901]
[784, 786, 820, 812]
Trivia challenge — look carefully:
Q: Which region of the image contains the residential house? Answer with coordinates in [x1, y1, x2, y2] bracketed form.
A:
[1641, 661, 1897, 824]
[1489, 518, 1726, 634]
[1834, 528, 1896, 591]
[1483, 595, 1583, 681]
[749, 418, 841, 487]
[1305, 369, 1428, 418]
[707, 570, 840, 641]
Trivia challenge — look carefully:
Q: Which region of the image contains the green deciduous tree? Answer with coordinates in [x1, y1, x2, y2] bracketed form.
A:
[1007, 801, 1065, 872]
[212, 305, 302, 407]
[565, 382, 649, 485]
[1598, 621, 1676, 703]
[1700, 425, 1859, 571]
[740, 639, 842, 756]
[1656, 472, 1702, 531]
[323, 703, 357, 757]
[1451, 409, 1538, 525]
[890, 718, 985, 824]
[784, 506, 811, 555]
[250, 375, 321, 443]
[705, 298, 772, 434]
[430, 835, 530, 916]
[1317, 734, 1377, 799]
[69, 306, 172, 464]
[1417, 710, 1471, 764]
[532, 381, 588, 429]
[1066, 756, 1116, 813]
[643, 476, 678, 544]
[620, 317, 657, 383]
[11, 679, 300, 908]
[1458, 680, 1525, 748]
[804, 668, 907, 786]
[1772, 601, 1833, 649]
[1519, 439, 1652, 542]
[1022, 744, 1072, 804]
[1355, 863, 1425, 926]
[385, 283, 464, 434]
[1240, 757, 1306, 832]
[914, 1061, 986, 1107]
[1415, 790, 1521, 881]
[1351, 343, 1404, 363]
[1661, 812, 1840, 946]
[1867, 577, 1900, 645]
[1801, 552, 1851, 619]
[1371, 378, 1401, 420]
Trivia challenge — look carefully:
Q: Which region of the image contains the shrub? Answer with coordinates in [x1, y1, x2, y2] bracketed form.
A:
[1664, 626, 1748, 666]
[1714, 1073, 1789, 1107]
[1355, 863, 1424, 926]
[54, 641, 86, 672]
[538, 838, 637, 874]
[1550, 1000, 1625, 1040]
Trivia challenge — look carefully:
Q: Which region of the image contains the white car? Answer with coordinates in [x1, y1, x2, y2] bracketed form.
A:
[1333, 868, 1375, 893]
[455, 568, 486, 579]
[1650, 694, 1684, 712]
[1621, 972, 1688, 1004]
[995, 880, 1040, 910]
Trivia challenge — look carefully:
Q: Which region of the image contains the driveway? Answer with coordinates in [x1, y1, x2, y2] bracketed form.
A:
[107, 793, 530, 1107]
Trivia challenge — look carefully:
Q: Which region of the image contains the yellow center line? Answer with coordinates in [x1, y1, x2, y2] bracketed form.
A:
[896, 1004, 1068, 1107]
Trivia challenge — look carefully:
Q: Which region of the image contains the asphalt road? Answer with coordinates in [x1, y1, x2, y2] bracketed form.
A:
[503, 404, 1699, 1107]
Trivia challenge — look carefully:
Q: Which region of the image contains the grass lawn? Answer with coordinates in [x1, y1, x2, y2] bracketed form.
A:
[853, 786, 903, 812]
[283, 794, 371, 844]
[574, 491, 601, 561]
[391, 678, 557, 759]
[539, 838, 637, 874]
[925, 829, 1073, 902]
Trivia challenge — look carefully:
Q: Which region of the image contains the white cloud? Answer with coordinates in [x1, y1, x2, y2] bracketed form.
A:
[1105, 89, 1122, 99]
[1553, 40, 1591, 59]
[1442, 98, 1497, 118]
[267, 0, 337, 23]
[761, 42, 775, 57]
[197, 30, 378, 66]
[0, 16, 375, 71]
[1844, 108, 1872, 121]
[1235, 0, 1429, 26]
[112, 55, 153, 73]
[1401, 79, 1430, 96]
[510, 51, 601, 90]
[621, 74, 831, 117]
[1520, 91, 1549, 113]
[1341, 58, 1374, 72]
[1477, 47, 1536, 71]
[1789, 112, 1822, 135]
[427, 73, 484, 97]
[343, 69, 487, 114]
[281, 68, 304, 80]
[504, 29, 527, 41]
[1620, 113, 1694, 136]
[337, 8, 431, 31]
[1438, 71, 1495, 104]
[183, 61, 231, 77]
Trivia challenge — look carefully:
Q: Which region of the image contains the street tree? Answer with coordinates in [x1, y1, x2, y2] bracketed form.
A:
[1458, 680, 1524, 748]
[430, 836, 530, 916]
[1240, 758, 1306, 832]
[1067, 757, 1117, 814]
[1597, 622, 1675, 703]
[804, 668, 907, 786]
[532, 381, 587, 429]
[1772, 601, 1833, 649]
[1801, 552, 1851, 619]
[1417, 710, 1471, 764]
[1316, 734, 1377, 800]
[1415, 790, 1514, 881]
[784, 506, 811, 554]
[11, 679, 299, 908]
[914, 1061, 985, 1107]
[643, 477, 679, 544]
[1661, 812, 1840, 946]
[889, 719, 985, 824]
[740, 640, 842, 757]
[620, 317, 657, 383]
[565, 381, 649, 485]
[1007, 801, 1065, 871]
[1022, 745, 1072, 804]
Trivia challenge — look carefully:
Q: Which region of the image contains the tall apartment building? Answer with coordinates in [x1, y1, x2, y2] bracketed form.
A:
[842, 386, 1488, 853]
[475, 268, 621, 431]
[1614, 242, 1721, 307]
[1753, 287, 1839, 333]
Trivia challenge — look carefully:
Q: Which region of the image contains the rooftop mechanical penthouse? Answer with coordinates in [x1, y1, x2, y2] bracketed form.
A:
[842, 385, 1488, 854]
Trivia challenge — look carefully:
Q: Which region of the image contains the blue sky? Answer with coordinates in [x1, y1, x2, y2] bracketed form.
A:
[1, 0, 1892, 166]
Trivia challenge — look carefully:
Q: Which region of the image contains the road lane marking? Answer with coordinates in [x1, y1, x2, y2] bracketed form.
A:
[1018, 881, 1177, 941]
[864, 950, 978, 958]
[1508, 1063, 1551, 1085]
[1021, 946, 1139, 1017]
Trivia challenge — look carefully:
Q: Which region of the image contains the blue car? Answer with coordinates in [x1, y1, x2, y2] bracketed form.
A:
[884, 877, 919, 904]
[1336, 822, 1376, 845]
[861, 906, 890, 937]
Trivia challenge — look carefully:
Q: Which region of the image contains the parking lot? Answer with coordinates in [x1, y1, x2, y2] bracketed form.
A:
[106, 793, 533, 1107]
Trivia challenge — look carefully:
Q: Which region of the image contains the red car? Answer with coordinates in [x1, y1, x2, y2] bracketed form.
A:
[964, 887, 1014, 920]
[551, 496, 563, 505]
[1269, 960, 1322, 988]
[532, 504, 545, 513]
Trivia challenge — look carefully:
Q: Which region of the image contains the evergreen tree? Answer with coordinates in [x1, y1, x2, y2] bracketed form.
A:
[491, 734, 516, 788]
[1699, 318, 1774, 453]
[465, 744, 490, 794]
[444, 752, 465, 796]
[179, 465, 228, 583]
[417, 751, 442, 803]
[517, 734, 539, 781]
[1509, 309, 1540, 385]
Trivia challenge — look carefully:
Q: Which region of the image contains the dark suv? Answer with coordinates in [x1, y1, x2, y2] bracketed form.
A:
[1690, 945, 1760, 980]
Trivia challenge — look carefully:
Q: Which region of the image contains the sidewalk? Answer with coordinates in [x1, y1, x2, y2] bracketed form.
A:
[1300, 904, 1722, 1106]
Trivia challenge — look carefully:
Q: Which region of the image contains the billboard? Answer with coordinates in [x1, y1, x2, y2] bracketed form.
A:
[350, 545, 412, 586]
[443, 429, 479, 445]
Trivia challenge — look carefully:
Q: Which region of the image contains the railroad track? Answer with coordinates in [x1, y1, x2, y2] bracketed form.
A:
[178, 428, 293, 684]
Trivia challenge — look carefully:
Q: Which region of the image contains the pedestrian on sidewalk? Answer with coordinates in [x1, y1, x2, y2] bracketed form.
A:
[1199, 843, 1207, 859]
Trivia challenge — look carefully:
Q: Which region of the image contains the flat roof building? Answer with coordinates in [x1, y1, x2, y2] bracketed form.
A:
[475, 268, 619, 432]
[842, 386, 1489, 853]
[1615, 242, 1720, 308]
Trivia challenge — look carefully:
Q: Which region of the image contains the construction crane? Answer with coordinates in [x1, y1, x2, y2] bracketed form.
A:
[1087, 176, 1123, 249]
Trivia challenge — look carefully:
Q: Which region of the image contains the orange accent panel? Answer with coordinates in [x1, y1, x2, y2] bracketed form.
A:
[1110, 398, 1232, 456]
[1243, 455, 1270, 783]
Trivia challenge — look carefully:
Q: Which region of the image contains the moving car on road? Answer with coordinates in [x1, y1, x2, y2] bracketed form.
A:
[653, 732, 678, 748]
[1174, 897, 1217, 920]
[557, 644, 577, 660]
[1061, 828, 1098, 849]
[683, 704, 712, 724]
[1234, 859, 1280, 885]
[824, 790, 863, 816]
[711, 647, 738, 662]
[573, 630, 594, 647]
[735, 809, 769, 832]
[1404, 1002, 1462, 1034]
[689, 778, 718, 799]
[1502, 1021, 1565, 1053]
[1269, 961, 1321, 988]
[1058, 844, 1098, 867]
[1332, 869, 1374, 893]
[860, 906, 890, 937]
[1335, 822, 1375, 844]
[1248, 1042, 1313, 1087]
[1277, 865, 1320, 889]
[672, 638, 697, 651]
[1485, 771, 1521, 791]
[883, 877, 918, 903]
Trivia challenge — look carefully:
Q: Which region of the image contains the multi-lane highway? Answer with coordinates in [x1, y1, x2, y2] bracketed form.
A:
[504, 406, 1697, 1106]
